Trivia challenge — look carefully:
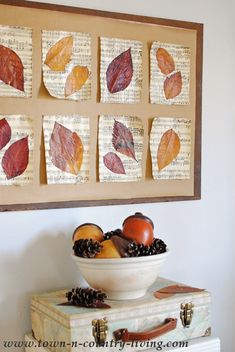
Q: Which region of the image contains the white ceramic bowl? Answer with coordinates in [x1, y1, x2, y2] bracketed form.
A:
[72, 250, 169, 300]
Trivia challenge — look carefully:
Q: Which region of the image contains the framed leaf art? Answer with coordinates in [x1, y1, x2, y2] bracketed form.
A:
[0, 0, 203, 211]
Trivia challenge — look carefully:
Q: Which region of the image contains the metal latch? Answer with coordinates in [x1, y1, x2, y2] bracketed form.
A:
[92, 318, 108, 345]
[180, 303, 194, 328]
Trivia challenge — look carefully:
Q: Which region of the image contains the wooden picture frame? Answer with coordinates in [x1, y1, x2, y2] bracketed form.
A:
[0, 0, 203, 211]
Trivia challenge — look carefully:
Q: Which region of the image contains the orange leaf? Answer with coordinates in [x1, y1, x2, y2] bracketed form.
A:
[49, 122, 83, 175]
[164, 71, 182, 99]
[154, 292, 175, 300]
[157, 285, 205, 294]
[157, 129, 180, 171]
[65, 66, 89, 97]
[156, 48, 175, 75]
[44, 36, 73, 71]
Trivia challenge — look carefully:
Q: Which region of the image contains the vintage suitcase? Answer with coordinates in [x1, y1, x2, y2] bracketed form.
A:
[31, 278, 211, 352]
[25, 334, 220, 352]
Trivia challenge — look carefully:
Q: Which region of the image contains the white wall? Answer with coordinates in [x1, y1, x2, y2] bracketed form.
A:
[0, 0, 235, 351]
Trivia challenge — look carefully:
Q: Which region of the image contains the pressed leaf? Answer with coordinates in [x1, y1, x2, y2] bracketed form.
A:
[157, 285, 205, 294]
[65, 65, 89, 97]
[154, 292, 175, 300]
[106, 48, 133, 93]
[0, 44, 24, 92]
[156, 47, 175, 75]
[164, 71, 182, 99]
[157, 129, 180, 171]
[44, 36, 73, 71]
[0, 118, 11, 150]
[112, 120, 136, 161]
[2, 136, 29, 179]
[103, 152, 126, 174]
[49, 122, 83, 175]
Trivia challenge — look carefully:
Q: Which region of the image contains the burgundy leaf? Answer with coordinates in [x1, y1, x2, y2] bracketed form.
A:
[103, 152, 126, 174]
[106, 48, 133, 93]
[0, 45, 24, 92]
[0, 118, 11, 150]
[2, 136, 29, 179]
[49, 122, 83, 175]
[112, 119, 136, 161]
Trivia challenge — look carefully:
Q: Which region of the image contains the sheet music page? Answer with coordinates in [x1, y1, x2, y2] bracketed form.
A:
[42, 30, 91, 101]
[100, 37, 142, 104]
[150, 117, 191, 179]
[0, 115, 34, 185]
[0, 25, 32, 98]
[150, 41, 190, 105]
[99, 115, 144, 182]
[43, 115, 90, 184]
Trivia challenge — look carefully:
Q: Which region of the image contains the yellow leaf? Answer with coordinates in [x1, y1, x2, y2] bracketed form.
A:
[67, 132, 83, 175]
[44, 36, 73, 71]
[157, 129, 180, 171]
[65, 66, 89, 97]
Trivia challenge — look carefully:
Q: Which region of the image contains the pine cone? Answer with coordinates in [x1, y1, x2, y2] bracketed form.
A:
[66, 287, 107, 307]
[150, 238, 167, 254]
[103, 229, 123, 241]
[127, 241, 154, 257]
[73, 239, 102, 258]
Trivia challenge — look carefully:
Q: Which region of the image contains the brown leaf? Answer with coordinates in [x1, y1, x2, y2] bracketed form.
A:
[112, 120, 136, 161]
[157, 285, 205, 294]
[154, 292, 175, 300]
[49, 122, 83, 175]
[44, 36, 73, 71]
[2, 136, 29, 179]
[156, 48, 175, 75]
[103, 152, 126, 174]
[0, 45, 24, 92]
[65, 65, 89, 97]
[157, 129, 180, 171]
[0, 118, 11, 150]
[164, 71, 182, 99]
[106, 48, 133, 93]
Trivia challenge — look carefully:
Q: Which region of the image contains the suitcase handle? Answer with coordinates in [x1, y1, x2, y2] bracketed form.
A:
[113, 318, 177, 342]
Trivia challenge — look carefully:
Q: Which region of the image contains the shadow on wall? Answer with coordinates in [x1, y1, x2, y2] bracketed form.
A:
[0, 231, 84, 352]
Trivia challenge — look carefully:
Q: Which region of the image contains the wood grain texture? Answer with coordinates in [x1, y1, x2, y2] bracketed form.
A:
[0, 1, 203, 29]
[0, 194, 201, 212]
[0, 0, 203, 211]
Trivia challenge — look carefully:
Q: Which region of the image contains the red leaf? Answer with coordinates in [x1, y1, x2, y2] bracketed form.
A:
[0, 45, 24, 92]
[0, 118, 11, 150]
[112, 120, 136, 161]
[2, 136, 29, 179]
[49, 122, 83, 175]
[103, 152, 126, 174]
[106, 48, 133, 93]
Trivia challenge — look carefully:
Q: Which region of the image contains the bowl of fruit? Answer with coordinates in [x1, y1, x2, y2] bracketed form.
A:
[72, 213, 169, 300]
